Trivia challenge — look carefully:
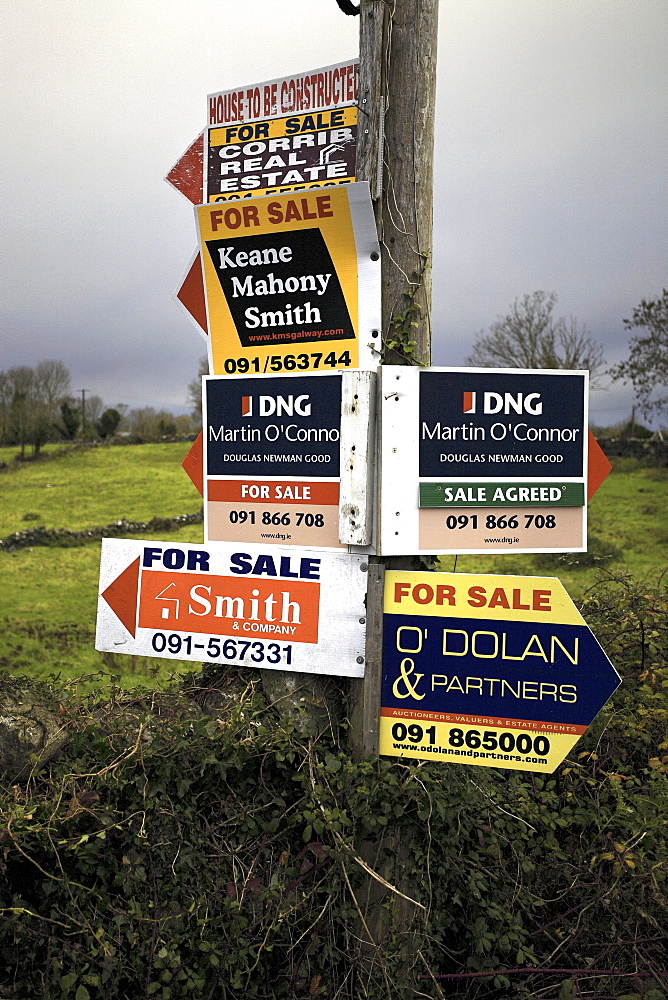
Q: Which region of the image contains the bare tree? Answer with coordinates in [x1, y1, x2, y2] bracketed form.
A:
[0, 361, 73, 454]
[35, 360, 71, 413]
[5, 367, 38, 457]
[466, 291, 606, 384]
[187, 356, 209, 426]
[85, 394, 104, 427]
[608, 289, 668, 418]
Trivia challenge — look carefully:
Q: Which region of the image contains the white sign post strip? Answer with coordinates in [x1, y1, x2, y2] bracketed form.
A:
[96, 539, 368, 678]
[379, 367, 588, 555]
[203, 370, 376, 549]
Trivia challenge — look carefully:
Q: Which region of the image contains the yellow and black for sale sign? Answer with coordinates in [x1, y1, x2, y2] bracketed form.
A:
[195, 183, 380, 377]
[380, 570, 621, 773]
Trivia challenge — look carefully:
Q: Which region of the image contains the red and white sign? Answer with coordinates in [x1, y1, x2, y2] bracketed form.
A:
[96, 538, 368, 677]
[208, 60, 359, 127]
[165, 132, 205, 205]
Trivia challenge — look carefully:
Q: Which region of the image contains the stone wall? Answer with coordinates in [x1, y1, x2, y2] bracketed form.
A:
[596, 436, 667, 464]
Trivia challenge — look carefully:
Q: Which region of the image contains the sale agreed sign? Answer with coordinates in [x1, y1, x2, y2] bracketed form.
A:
[203, 370, 375, 549]
[379, 571, 620, 773]
[195, 183, 380, 377]
[96, 539, 368, 678]
[379, 367, 588, 555]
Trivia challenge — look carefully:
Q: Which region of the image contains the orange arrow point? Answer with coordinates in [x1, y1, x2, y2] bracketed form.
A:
[587, 432, 612, 501]
[182, 431, 204, 497]
[101, 557, 140, 636]
[165, 132, 205, 204]
[177, 253, 208, 335]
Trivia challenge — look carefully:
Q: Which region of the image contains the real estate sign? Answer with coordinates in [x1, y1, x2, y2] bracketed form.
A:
[96, 538, 368, 678]
[207, 107, 357, 203]
[203, 370, 375, 549]
[207, 60, 359, 127]
[379, 367, 588, 555]
[195, 183, 380, 377]
[379, 570, 620, 773]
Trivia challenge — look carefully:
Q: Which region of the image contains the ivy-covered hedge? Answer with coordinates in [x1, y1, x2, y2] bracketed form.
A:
[0, 574, 666, 1000]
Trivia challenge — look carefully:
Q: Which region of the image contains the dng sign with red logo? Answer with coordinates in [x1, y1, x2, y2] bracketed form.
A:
[379, 367, 588, 555]
[203, 371, 374, 550]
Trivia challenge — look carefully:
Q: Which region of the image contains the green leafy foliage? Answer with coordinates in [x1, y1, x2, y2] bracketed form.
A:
[384, 258, 430, 363]
[0, 573, 666, 998]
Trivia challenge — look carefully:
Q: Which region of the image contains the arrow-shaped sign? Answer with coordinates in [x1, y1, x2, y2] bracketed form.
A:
[181, 431, 203, 497]
[96, 539, 368, 678]
[101, 556, 140, 637]
[587, 433, 612, 500]
[379, 570, 621, 773]
[165, 132, 205, 205]
[176, 252, 208, 337]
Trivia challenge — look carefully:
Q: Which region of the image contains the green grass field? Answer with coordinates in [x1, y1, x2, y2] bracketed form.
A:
[1, 443, 666, 686]
[0, 441, 201, 536]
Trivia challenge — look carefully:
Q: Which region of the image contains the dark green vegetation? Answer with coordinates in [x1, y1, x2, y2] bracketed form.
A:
[608, 288, 668, 419]
[0, 441, 666, 997]
[0, 575, 666, 999]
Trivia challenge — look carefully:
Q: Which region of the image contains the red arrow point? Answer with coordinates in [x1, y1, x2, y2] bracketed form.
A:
[165, 132, 205, 204]
[587, 432, 612, 501]
[177, 253, 208, 334]
[182, 431, 204, 497]
[101, 557, 140, 636]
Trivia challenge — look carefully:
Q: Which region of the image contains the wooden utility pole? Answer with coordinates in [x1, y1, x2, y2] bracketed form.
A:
[261, 1, 439, 749]
[350, 0, 439, 760]
[357, 0, 437, 365]
[347, 5, 439, 994]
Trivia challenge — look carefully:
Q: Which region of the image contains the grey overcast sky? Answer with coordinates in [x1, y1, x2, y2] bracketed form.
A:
[1, 0, 666, 425]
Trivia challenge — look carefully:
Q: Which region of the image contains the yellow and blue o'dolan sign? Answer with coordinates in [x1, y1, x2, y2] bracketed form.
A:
[380, 571, 620, 773]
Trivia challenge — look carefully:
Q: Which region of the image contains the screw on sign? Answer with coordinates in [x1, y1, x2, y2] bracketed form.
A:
[379, 570, 621, 773]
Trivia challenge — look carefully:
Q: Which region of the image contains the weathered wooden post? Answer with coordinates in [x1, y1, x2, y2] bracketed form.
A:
[350, 0, 439, 759]
[347, 3, 440, 994]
